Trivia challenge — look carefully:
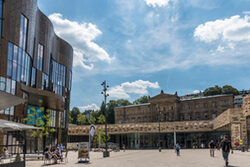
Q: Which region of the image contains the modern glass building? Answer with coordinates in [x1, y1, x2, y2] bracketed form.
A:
[0, 0, 73, 153]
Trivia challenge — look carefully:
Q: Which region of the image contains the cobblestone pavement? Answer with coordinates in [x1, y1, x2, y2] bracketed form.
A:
[26, 149, 250, 167]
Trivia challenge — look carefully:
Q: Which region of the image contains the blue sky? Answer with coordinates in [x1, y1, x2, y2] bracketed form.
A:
[38, 0, 250, 111]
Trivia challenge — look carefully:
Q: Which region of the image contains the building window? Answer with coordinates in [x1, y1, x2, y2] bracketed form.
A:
[19, 15, 28, 50]
[212, 113, 217, 119]
[189, 113, 193, 120]
[49, 109, 56, 127]
[204, 103, 208, 108]
[222, 100, 228, 106]
[0, 0, 3, 37]
[0, 106, 14, 116]
[195, 112, 200, 120]
[180, 114, 184, 121]
[204, 113, 208, 119]
[7, 42, 31, 85]
[195, 104, 199, 109]
[42, 73, 48, 90]
[212, 102, 217, 108]
[69, 70, 72, 90]
[31, 67, 36, 88]
[50, 60, 66, 96]
[37, 44, 44, 71]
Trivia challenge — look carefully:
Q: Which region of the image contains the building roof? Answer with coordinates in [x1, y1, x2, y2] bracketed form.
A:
[180, 94, 233, 101]
[0, 119, 40, 131]
[115, 103, 150, 109]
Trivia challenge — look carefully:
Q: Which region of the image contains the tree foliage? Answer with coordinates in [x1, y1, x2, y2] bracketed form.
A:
[77, 114, 87, 125]
[133, 96, 150, 104]
[203, 85, 239, 96]
[69, 107, 80, 124]
[222, 85, 239, 95]
[88, 115, 96, 125]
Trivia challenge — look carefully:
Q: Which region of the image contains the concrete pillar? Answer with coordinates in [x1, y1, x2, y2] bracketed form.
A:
[174, 132, 176, 145]
[231, 123, 241, 146]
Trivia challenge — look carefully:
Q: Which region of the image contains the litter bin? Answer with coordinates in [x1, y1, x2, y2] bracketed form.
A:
[241, 146, 245, 152]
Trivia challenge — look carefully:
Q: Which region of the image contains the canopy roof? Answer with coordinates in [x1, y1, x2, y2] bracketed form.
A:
[0, 91, 27, 110]
[0, 119, 40, 131]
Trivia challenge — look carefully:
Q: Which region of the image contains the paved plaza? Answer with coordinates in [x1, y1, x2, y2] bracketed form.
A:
[26, 149, 250, 167]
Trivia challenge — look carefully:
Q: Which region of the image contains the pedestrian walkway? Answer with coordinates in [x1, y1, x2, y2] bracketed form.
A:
[26, 149, 250, 167]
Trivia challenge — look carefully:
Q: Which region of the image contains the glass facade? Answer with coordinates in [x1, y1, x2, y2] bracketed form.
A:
[37, 44, 44, 71]
[19, 15, 28, 50]
[7, 42, 31, 85]
[49, 109, 56, 127]
[0, 76, 16, 95]
[0, 0, 2, 37]
[50, 60, 66, 96]
[31, 67, 36, 88]
[42, 73, 48, 90]
[0, 106, 14, 116]
[69, 70, 72, 91]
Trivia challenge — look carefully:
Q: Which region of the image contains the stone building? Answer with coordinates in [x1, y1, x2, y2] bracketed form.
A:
[115, 91, 233, 124]
[68, 91, 250, 149]
[0, 0, 73, 153]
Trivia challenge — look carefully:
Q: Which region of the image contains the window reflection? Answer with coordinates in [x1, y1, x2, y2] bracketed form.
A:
[50, 60, 66, 96]
[7, 42, 31, 85]
[37, 44, 44, 71]
[19, 15, 28, 50]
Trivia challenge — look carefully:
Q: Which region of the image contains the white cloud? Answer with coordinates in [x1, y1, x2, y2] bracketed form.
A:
[78, 103, 99, 112]
[194, 15, 250, 43]
[216, 45, 224, 53]
[193, 90, 202, 94]
[145, 0, 175, 8]
[243, 11, 250, 15]
[108, 80, 160, 99]
[48, 13, 113, 70]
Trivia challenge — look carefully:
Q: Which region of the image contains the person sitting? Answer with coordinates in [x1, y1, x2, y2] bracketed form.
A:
[54, 147, 63, 161]
[2, 147, 9, 158]
[44, 146, 58, 164]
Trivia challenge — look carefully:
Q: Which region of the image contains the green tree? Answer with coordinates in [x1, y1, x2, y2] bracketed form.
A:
[24, 108, 55, 154]
[116, 99, 132, 107]
[222, 85, 239, 95]
[93, 128, 110, 149]
[69, 107, 80, 124]
[203, 85, 222, 96]
[133, 96, 150, 104]
[88, 115, 96, 125]
[97, 114, 106, 124]
[77, 114, 87, 125]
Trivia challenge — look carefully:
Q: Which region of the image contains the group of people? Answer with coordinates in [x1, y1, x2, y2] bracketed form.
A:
[44, 143, 64, 164]
[209, 135, 233, 167]
[175, 135, 233, 167]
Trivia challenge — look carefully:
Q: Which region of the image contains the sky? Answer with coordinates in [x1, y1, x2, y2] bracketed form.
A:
[38, 0, 250, 112]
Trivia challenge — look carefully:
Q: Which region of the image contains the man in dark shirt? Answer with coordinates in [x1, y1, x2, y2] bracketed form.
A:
[208, 140, 216, 157]
[220, 135, 233, 166]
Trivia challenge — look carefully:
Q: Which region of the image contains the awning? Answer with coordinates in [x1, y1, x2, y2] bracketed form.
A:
[0, 91, 27, 110]
[0, 119, 40, 131]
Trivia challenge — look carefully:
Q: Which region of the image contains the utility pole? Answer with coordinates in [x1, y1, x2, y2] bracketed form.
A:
[101, 80, 110, 157]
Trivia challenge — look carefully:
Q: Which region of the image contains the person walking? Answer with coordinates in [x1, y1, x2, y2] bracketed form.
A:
[208, 140, 216, 157]
[175, 143, 180, 156]
[220, 135, 233, 166]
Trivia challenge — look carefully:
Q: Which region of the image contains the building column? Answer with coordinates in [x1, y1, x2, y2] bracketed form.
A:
[240, 117, 248, 146]
[231, 123, 241, 146]
[174, 132, 176, 145]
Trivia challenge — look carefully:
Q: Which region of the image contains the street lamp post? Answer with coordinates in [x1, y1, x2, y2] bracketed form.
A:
[101, 80, 110, 157]
[158, 105, 161, 152]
